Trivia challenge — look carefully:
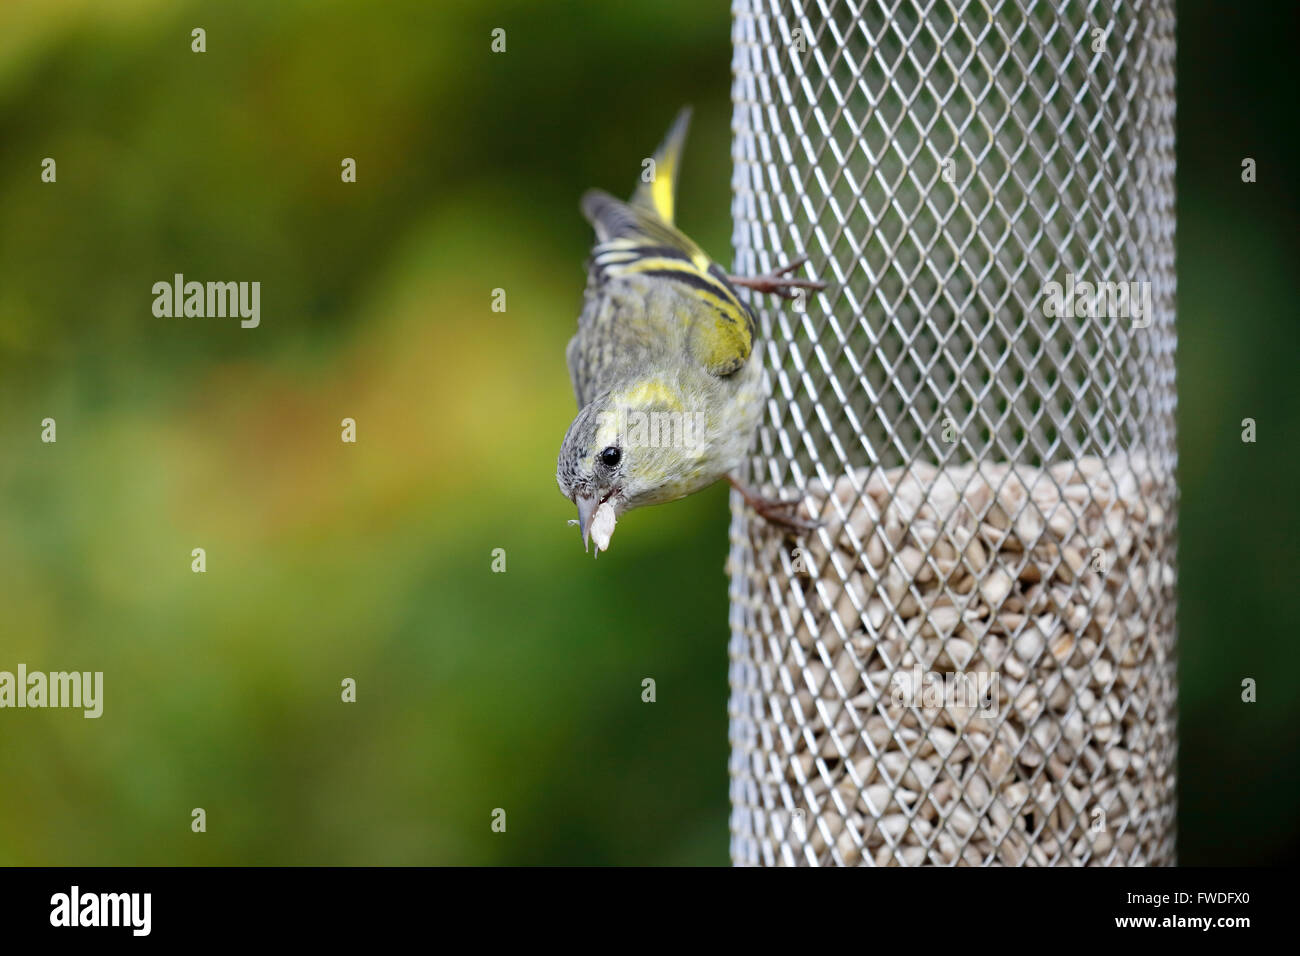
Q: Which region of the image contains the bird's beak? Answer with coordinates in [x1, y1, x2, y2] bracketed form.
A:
[574, 493, 598, 552]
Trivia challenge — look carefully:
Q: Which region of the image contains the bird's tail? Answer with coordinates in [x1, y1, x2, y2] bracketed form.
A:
[580, 106, 703, 254]
[630, 105, 692, 226]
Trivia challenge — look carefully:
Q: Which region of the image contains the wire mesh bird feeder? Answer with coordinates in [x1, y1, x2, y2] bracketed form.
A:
[726, 0, 1177, 865]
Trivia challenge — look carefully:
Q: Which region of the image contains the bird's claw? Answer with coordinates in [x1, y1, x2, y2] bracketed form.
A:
[754, 498, 821, 531]
[727, 475, 821, 532]
[728, 255, 827, 300]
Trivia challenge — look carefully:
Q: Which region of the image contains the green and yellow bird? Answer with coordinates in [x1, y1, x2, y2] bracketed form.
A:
[557, 107, 823, 553]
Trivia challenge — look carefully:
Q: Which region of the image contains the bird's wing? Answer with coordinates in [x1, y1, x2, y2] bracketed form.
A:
[571, 107, 756, 392]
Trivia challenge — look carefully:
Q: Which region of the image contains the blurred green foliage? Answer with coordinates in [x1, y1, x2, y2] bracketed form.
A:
[0, 0, 1294, 865]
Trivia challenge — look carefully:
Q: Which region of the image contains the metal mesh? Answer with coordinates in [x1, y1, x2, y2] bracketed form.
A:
[727, 0, 1177, 865]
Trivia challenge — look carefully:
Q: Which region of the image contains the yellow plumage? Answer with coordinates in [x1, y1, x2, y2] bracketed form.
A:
[557, 107, 821, 552]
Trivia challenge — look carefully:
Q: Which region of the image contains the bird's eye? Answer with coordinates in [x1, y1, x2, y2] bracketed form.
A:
[600, 446, 622, 468]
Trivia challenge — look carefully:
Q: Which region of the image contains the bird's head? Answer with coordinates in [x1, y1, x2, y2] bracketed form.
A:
[556, 383, 704, 553]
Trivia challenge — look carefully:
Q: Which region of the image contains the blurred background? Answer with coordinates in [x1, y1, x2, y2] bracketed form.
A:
[0, 0, 1294, 865]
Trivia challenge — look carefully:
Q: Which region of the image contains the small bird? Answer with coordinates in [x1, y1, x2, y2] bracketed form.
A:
[556, 107, 824, 553]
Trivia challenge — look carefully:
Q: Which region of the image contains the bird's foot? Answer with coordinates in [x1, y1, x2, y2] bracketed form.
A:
[727, 255, 826, 300]
[727, 475, 820, 531]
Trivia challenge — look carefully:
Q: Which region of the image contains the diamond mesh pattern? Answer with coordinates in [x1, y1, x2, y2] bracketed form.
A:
[727, 0, 1177, 866]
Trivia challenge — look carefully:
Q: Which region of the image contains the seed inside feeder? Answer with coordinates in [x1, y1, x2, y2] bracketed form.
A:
[732, 455, 1176, 866]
